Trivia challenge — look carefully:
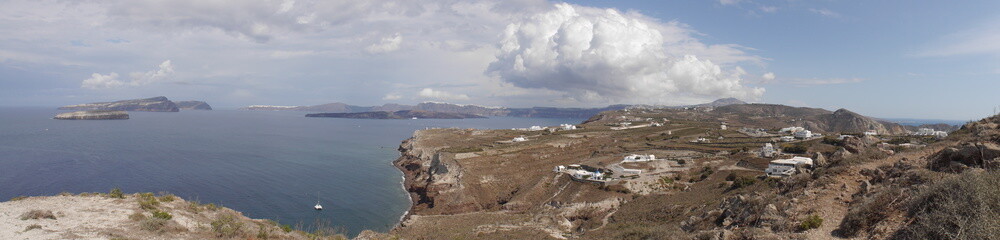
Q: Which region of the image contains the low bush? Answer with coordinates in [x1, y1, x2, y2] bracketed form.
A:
[798, 215, 823, 231]
[139, 217, 167, 231]
[129, 212, 146, 221]
[19, 210, 56, 220]
[109, 187, 124, 199]
[838, 190, 896, 237]
[158, 193, 176, 202]
[9, 196, 27, 201]
[728, 176, 757, 190]
[893, 171, 1000, 239]
[782, 144, 808, 154]
[211, 213, 245, 238]
[151, 210, 172, 220]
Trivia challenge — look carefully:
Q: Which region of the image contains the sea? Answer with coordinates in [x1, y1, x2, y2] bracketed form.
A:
[0, 107, 584, 236]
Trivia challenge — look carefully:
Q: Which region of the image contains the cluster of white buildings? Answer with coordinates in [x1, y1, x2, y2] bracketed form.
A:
[512, 136, 527, 142]
[765, 156, 814, 177]
[912, 128, 948, 138]
[560, 124, 577, 130]
[779, 127, 806, 133]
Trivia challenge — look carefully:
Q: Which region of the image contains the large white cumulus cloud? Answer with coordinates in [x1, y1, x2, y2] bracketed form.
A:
[82, 60, 175, 89]
[488, 3, 763, 104]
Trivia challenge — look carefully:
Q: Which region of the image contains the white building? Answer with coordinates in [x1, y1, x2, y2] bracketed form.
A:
[560, 124, 577, 130]
[780, 127, 806, 133]
[622, 154, 656, 163]
[529, 126, 545, 131]
[912, 128, 948, 138]
[794, 130, 813, 139]
[864, 130, 878, 136]
[721, 124, 728, 130]
[780, 136, 795, 142]
[512, 136, 527, 142]
[760, 143, 777, 158]
[765, 157, 814, 177]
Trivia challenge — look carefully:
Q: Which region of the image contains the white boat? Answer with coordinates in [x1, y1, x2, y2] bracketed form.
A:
[314, 201, 323, 210]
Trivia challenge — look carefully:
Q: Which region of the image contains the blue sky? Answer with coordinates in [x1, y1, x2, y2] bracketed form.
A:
[1, 0, 998, 120]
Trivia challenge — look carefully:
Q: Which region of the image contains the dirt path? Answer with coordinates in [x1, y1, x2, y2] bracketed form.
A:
[802, 145, 949, 239]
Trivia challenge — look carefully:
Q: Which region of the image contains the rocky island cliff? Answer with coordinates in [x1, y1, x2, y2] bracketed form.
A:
[175, 101, 213, 110]
[59, 96, 180, 112]
[54, 110, 129, 120]
[305, 110, 485, 119]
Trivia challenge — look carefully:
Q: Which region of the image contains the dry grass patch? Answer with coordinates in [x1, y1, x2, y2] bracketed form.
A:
[20, 209, 56, 220]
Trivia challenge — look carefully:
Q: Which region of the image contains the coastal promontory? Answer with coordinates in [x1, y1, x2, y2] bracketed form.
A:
[305, 110, 485, 119]
[54, 110, 129, 120]
[175, 101, 213, 110]
[58, 96, 180, 112]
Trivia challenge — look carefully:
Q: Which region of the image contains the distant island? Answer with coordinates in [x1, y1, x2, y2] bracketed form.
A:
[305, 110, 486, 119]
[58, 96, 213, 112]
[247, 98, 749, 118]
[59, 96, 180, 112]
[175, 101, 213, 110]
[53, 110, 129, 120]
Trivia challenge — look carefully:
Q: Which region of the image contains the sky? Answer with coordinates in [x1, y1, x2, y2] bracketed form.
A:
[1, 0, 998, 120]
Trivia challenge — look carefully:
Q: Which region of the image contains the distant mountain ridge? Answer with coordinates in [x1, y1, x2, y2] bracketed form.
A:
[243, 99, 748, 118]
[713, 104, 909, 134]
[305, 110, 486, 119]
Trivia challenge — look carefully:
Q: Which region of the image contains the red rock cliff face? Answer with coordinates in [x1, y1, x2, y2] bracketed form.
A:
[393, 131, 480, 218]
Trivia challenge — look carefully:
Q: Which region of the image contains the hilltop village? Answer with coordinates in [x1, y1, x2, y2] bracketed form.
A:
[387, 103, 990, 239]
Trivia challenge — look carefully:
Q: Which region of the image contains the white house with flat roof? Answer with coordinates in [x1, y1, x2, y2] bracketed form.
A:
[794, 130, 813, 139]
[766, 156, 814, 177]
[512, 136, 527, 142]
[622, 154, 656, 163]
[560, 124, 577, 130]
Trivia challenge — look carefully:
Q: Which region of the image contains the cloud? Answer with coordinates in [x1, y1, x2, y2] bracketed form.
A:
[761, 72, 775, 82]
[809, 8, 841, 18]
[487, 3, 764, 105]
[916, 20, 1000, 57]
[366, 33, 403, 54]
[759, 6, 778, 13]
[81, 60, 175, 89]
[383, 93, 402, 100]
[719, 0, 742, 6]
[418, 88, 469, 101]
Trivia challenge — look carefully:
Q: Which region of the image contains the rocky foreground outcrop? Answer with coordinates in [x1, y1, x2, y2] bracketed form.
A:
[54, 110, 129, 120]
[59, 96, 180, 112]
[175, 101, 213, 110]
[0, 193, 349, 240]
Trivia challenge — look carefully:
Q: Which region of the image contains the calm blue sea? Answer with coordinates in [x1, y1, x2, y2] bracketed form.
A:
[0, 107, 583, 236]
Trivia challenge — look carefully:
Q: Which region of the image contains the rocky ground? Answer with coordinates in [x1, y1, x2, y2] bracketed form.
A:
[0, 192, 348, 240]
[386, 106, 994, 239]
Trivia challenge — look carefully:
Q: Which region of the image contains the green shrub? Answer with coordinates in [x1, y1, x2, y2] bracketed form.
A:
[799, 214, 823, 231]
[9, 196, 27, 201]
[729, 176, 756, 190]
[256, 224, 271, 239]
[151, 210, 172, 220]
[158, 194, 176, 202]
[138, 198, 160, 210]
[782, 144, 808, 154]
[109, 187, 124, 199]
[211, 213, 245, 238]
[725, 173, 737, 181]
[281, 224, 293, 233]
